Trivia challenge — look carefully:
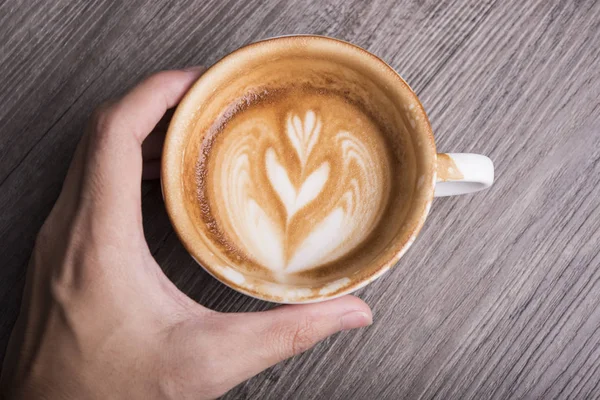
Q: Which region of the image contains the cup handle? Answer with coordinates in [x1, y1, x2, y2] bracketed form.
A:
[434, 153, 494, 197]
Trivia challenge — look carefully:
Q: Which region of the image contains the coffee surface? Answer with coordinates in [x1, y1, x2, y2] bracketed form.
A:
[163, 37, 433, 300]
[196, 86, 402, 279]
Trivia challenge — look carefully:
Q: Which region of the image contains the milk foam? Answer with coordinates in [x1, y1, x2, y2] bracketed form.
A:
[203, 90, 392, 274]
[266, 111, 330, 221]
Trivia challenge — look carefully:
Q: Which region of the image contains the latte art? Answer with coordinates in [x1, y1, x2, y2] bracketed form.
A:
[200, 90, 392, 275]
[164, 36, 427, 302]
[265, 111, 330, 222]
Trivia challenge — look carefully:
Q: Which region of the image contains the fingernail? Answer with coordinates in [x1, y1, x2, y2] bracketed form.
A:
[340, 311, 373, 331]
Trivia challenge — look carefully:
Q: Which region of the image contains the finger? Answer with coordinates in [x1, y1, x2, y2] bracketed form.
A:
[216, 296, 372, 383]
[103, 68, 203, 142]
[81, 68, 204, 227]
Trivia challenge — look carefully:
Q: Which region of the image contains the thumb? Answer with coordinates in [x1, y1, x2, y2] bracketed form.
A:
[223, 296, 372, 381]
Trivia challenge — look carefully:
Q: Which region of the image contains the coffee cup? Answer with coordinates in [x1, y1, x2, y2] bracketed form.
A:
[162, 35, 494, 303]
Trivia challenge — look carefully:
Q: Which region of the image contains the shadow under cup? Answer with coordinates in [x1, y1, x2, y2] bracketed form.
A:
[162, 36, 436, 303]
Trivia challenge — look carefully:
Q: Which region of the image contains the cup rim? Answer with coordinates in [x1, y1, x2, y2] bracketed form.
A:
[162, 35, 437, 303]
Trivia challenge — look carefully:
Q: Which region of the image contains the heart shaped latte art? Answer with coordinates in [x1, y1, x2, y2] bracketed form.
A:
[210, 106, 390, 274]
[266, 111, 330, 221]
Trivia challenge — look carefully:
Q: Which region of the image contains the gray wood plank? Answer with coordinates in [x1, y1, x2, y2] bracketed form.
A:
[1, 0, 600, 399]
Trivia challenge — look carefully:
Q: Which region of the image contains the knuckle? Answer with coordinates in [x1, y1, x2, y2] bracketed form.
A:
[145, 71, 170, 87]
[89, 101, 120, 138]
[90, 101, 112, 123]
[290, 318, 319, 354]
[273, 316, 319, 358]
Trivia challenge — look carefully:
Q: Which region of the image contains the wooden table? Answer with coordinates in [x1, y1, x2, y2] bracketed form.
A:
[2, 1, 599, 398]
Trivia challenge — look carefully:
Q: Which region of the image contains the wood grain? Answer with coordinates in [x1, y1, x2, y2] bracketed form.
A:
[1, 0, 600, 398]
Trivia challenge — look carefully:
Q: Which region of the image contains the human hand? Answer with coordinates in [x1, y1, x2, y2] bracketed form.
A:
[0, 69, 372, 399]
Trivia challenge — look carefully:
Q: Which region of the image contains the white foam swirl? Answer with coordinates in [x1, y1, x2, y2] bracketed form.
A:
[214, 110, 388, 273]
[287, 110, 321, 166]
[286, 132, 385, 272]
[220, 134, 285, 271]
[265, 148, 330, 221]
